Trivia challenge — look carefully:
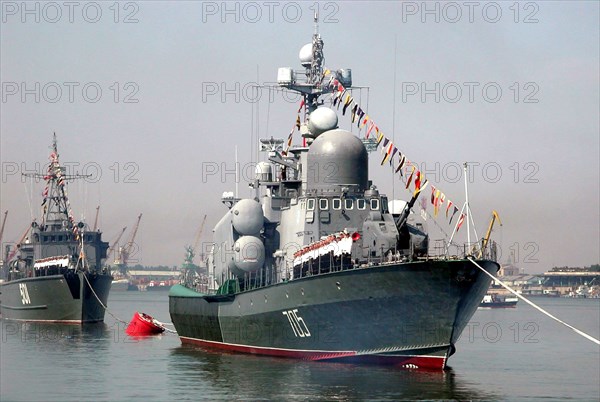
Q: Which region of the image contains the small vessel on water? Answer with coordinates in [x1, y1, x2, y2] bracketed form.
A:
[480, 294, 518, 308]
[169, 21, 500, 369]
[111, 277, 130, 291]
[0, 135, 112, 323]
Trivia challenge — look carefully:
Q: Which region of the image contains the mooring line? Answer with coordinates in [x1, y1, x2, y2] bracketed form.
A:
[82, 272, 128, 325]
[153, 319, 178, 334]
[82, 273, 178, 334]
[467, 257, 600, 346]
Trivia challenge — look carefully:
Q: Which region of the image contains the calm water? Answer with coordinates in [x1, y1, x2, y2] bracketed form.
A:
[1, 292, 599, 401]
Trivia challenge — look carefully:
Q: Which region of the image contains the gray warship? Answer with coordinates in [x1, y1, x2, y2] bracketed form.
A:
[0, 135, 112, 323]
[169, 24, 499, 369]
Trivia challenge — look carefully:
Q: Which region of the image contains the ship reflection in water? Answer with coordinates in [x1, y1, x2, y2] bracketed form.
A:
[2, 294, 598, 401]
[168, 346, 499, 401]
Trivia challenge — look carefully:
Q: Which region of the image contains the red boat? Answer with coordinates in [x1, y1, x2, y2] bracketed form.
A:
[125, 312, 166, 335]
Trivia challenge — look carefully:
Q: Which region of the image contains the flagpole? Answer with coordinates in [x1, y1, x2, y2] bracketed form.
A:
[235, 146, 239, 199]
[463, 162, 471, 247]
[391, 34, 397, 202]
[467, 202, 479, 251]
[445, 201, 466, 256]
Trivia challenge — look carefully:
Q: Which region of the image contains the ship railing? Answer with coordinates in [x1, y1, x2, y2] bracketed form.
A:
[290, 251, 356, 281]
[432, 239, 498, 262]
[194, 240, 499, 295]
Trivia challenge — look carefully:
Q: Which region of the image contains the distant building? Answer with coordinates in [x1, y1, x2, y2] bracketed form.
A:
[541, 271, 599, 288]
[499, 263, 520, 277]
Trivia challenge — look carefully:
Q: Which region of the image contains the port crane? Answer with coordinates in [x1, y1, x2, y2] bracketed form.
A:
[0, 211, 7, 247]
[6, 224, 31, 262]
[116, 213, 142, 274]
[476, 210, 502, 259]
[183, 214, 207, 266]
[0, 211, 7, 263]
[107, 226, 127, 263]
[92, 206, 100, 232]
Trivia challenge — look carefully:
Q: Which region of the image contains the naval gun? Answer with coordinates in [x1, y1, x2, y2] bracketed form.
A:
[392, 190, 430, 259]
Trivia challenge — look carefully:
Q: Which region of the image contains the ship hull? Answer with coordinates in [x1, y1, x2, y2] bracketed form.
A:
[111, 279, 130, 291]
[0, 272, 112, 323]
[169, 259, 498, 369]
[479, 301, 518, 308]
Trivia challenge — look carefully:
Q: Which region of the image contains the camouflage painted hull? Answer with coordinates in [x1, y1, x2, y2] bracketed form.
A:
[169, 259, 498, 369]
[0, 272, 112, 323]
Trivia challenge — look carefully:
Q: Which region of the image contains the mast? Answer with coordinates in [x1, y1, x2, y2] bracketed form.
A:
[445, 162, 479, 255]
[23, 134, 90, 233]
[309, 11, 323, 87]
[235, 146, 239, 198]
[463, 162, 471, 246]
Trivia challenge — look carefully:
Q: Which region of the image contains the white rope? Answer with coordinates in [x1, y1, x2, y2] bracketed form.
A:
[467, 257, 600, 346]
[153, 319, 177, 334]
[81, 271, 128, 324]
[81, 272, 178, 334]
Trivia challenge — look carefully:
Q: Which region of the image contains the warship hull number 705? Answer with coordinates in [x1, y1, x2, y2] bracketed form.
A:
[169, 22, 499, 370]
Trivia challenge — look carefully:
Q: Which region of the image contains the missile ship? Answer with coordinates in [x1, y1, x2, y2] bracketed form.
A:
[0, 135, 112, 323]
[169, 23, 499, 370]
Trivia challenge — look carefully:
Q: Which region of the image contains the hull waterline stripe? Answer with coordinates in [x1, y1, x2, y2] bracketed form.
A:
[181, 336, 356, 354]
[0, 304, 48, 310]
[180, 336, 446, 367]
[0, 318, 101, 323]
[468, 257, 600, 345]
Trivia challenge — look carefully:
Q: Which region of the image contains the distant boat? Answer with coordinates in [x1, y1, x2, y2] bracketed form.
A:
[147, 280, 177, 291]
[480, 294, 518, 308]
[111, 278, 130, 291]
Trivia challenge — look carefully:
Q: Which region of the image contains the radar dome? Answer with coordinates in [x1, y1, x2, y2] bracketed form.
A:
[389, 200, 408, 215]
[232, 236, 265, 274]
[255, 161, 273, 182]
[308, 107, 338, 137]
[307, 129, 368, 193]
[299, 43, 312, 67]
[232, 199, 264, 235]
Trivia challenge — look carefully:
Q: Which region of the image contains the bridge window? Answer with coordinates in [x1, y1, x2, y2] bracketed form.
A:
[307, 198, 315, 211]
[319, 199, 329, 211]
[370, 198, 380, 210]
[344, 199, 353, 210]
[357, 199, 367, 210]
[332, 198, 342, 210]
[381, 197, 388, 213]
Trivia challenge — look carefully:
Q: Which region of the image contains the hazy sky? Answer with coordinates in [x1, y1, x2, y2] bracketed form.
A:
[1, 1, 598, 274]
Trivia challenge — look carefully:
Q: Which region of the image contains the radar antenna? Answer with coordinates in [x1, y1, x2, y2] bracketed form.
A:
[309, 11, 324, 86]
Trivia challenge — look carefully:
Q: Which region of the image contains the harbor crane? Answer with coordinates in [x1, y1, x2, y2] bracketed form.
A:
[92, 206, 100, 232]
[6, 224, 31, 262]
[0, 210, 7, 264]
[192, 214, 207, 258]
[183, 214, 207, 265]
[0, 211, 7, 247]
[476, 210, 502, 259]
[116, 213, 142, 273]
[107, 226, 127, 262]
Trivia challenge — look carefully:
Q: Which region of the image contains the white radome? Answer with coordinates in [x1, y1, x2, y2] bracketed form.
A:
[308, 107, 338, 137]
[299, 43, 312, 66]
